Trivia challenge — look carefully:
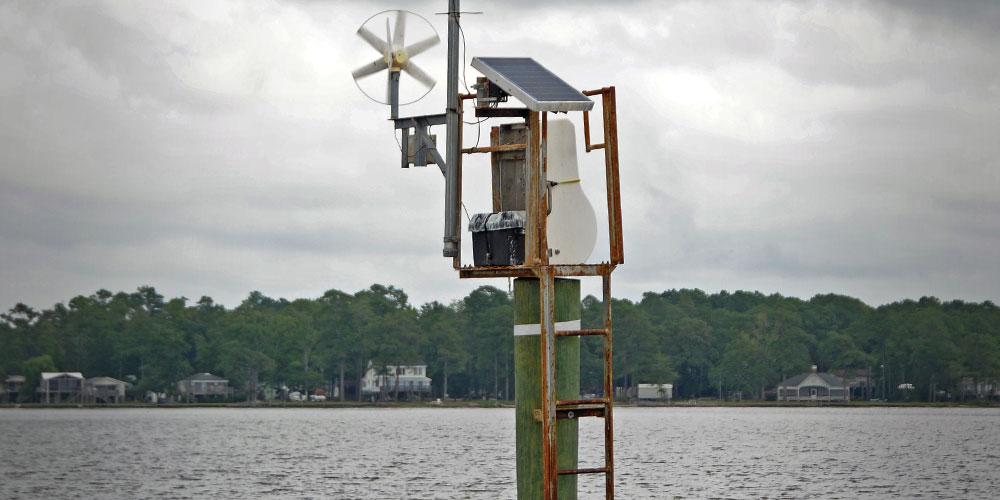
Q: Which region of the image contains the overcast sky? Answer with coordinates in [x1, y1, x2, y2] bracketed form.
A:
[2, 0, 998, 311]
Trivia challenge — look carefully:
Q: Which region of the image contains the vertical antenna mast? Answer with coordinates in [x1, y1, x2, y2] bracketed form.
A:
[442, 0, 461, 257]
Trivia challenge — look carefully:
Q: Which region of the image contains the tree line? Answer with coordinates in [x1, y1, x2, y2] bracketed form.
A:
[2, 284, 998, 402]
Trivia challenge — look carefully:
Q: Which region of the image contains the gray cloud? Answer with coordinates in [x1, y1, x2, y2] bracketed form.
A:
[1, 0, 999, 310]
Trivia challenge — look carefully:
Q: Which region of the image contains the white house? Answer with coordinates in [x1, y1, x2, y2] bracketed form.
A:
[177, 373, 233, 401]
[777, 365, 849, 402]
[84, 376, 131, 403]
[361, 361, 432, 399]
[39, 372, 85, 403]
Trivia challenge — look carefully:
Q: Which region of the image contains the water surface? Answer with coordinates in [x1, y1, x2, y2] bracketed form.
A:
[1, 406, 997, 499]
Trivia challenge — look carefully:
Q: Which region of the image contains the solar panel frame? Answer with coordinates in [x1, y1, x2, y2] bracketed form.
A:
[471, 57, 594, 112]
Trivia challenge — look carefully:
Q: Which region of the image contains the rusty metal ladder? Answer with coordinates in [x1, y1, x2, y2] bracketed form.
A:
[536, 268, 615, 499]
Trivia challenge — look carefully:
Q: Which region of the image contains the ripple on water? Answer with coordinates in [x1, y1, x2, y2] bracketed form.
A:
[1, 407, 999, 499]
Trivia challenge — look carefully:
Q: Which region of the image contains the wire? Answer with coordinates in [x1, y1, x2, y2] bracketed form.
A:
[393, 128, 404, 153]
[457, 20, 485, 148]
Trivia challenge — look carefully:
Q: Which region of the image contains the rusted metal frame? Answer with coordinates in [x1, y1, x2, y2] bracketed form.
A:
[582, 110, 606, 152]
[558, 467, 609, 476]
[456, 263, 616, 279]
[550, 263, 615, 277]
[525, 111, 541, 266]
[490, 126, 502, 212]
[533, 406, 605, 421]
[540, 111, 550, 264]
[463, 143, 526, 154]
[557, 397, 608, 406]
[475, 107, 530, 119]
[554, 328, 605, 337]
[538, 267, 558, 500]
[582, 87, 611, 97]
[603, 88, 624, 265]
[602, 269, 615, 499]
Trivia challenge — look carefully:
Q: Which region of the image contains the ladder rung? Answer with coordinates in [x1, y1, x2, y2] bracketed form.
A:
[557, 467, 608, 476]
[533, 405, 605, 421]
[554, 328, 607, 337]
[557, 397, 609, 407]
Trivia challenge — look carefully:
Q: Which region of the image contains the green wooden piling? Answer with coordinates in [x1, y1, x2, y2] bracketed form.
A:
[514, 277, 580, 499]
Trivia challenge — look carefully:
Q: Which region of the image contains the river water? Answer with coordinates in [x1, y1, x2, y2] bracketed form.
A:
[0, 406, 997, 499]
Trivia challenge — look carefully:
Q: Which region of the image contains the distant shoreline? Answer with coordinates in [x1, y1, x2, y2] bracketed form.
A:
[2, 400, 997, 409]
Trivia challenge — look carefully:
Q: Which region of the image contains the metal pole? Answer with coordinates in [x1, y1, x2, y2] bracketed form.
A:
[390, 70, 400, 120]
[442, 0, 461, 257]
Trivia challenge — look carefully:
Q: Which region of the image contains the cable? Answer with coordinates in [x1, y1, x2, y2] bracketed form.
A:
[457, 19, 485, 148]
[461, 201, 471, 223]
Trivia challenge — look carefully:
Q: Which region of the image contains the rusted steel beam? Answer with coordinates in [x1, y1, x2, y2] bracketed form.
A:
[550, 263, 615, 277]
[525, 111, 541, 266]
[490, 126, 502, 212]
[462, 143, 526, 154]
[540, 112, 550, 263]
[475, 107, 530, 118]
[558, 467, 608, 476]
[460, 92, 476, 100]
[456, 264, 616, 279]
[602, 270, 615, 499]
[554, 328, 606, 337]
[538, 268, 558, 500]
[603, 88, 624, 265]
[458, 266, 535, 279]
[582, 109, 606, 152]
[533, 405, 605, 421]
[557, 397, 608, 407]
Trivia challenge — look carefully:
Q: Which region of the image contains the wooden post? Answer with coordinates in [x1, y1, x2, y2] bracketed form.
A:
[514, 277, 580, 499]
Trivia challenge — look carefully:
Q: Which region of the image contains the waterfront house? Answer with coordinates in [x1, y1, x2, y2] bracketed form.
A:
[776, 365, 849, 402]
[39, 372, 85, 403]
[84, 376, 131, 403]
[177, 373, 233, 401]
[961, 377, 998, 400]
[833, 368, 874, 400]
[4, 375, 25, 402]
[361, 361, 432, 400]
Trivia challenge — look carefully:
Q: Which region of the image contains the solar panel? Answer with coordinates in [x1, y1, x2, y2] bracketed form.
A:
[471, 57, 594, 112]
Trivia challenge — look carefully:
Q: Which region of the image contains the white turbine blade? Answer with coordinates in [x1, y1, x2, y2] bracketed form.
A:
[393, 10, 406, 47]
[404, 35, 439, 58]
[403, 62, 435, 88]
[357, 26, 387, 53]
[351, 58, 388, 79]
[385, 18, 392, 51]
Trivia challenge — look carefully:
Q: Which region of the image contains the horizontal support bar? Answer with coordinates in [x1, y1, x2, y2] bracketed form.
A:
[557, 397, 609, 407]
[582, 88, 612, 97]
[586, 143, 606, 152]
[555, 329, 607, 337]
[457, 263, 617, 279]
[462, 143, 526, 154]
[393, 113, 447, 129]
[533, 406, 606, 421]
[475, 107, 530, 119]
[557, 467, 608, 476]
